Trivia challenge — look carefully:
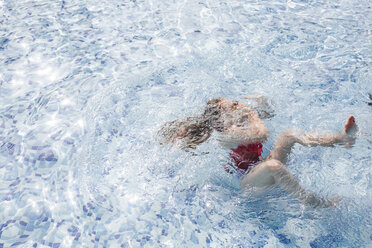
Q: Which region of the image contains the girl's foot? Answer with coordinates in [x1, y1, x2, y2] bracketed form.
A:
[344, 116, 358, 135]
[341, 116, 358, 146]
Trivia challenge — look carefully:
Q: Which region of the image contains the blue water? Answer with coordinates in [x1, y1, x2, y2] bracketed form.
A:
[0, 0, 371, 247]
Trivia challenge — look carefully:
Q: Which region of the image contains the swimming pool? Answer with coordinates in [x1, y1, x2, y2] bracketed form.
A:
[0, 0, 371, 247]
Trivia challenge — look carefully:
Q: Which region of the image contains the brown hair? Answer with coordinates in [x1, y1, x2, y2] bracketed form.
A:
[158, 98, 223, 149]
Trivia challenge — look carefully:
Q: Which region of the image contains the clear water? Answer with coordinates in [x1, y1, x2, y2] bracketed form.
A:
[0, 0, 371, 247]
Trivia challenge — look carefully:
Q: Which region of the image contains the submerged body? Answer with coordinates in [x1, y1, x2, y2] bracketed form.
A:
[159, 97, 358, 207]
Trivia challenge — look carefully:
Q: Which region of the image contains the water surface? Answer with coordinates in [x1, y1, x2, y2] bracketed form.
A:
[0, 0, 371, 247]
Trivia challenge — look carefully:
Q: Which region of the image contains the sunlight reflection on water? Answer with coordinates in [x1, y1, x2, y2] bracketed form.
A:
[0, 0, 371, 247]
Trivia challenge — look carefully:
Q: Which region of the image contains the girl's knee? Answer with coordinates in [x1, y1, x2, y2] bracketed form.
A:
[264, 159, 285, 172]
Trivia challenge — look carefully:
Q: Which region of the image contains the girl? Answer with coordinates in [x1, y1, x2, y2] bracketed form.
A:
[158, 97, 358, 207]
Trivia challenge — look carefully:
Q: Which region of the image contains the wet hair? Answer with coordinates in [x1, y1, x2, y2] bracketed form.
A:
[158, 98, 223, 149]
[203, 98, 224, 131]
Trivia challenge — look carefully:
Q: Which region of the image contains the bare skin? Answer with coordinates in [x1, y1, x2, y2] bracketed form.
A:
[214, 99, 358, 207]
[217, 98, 269, 147]
[240, 115, 358, 207]
[161, 97, 358, 207]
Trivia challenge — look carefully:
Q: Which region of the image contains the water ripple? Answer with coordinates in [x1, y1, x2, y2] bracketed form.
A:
[0, 0, 371, 247]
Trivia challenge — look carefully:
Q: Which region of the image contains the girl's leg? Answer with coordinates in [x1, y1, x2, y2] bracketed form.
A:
[241, 159, 331, 207]
[241, 116, 357, 207]
[268, 116, 357, 164]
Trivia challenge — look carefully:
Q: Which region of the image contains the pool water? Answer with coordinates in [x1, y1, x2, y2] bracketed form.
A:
[0, 0, 371, 247]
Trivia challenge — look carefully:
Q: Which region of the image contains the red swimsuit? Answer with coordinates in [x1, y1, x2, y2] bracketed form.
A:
[229, 143, 263, 173]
